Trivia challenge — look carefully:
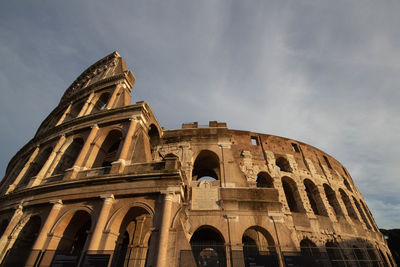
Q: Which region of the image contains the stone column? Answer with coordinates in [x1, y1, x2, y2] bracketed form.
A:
[155, 193, 174, 267]
[6, 147, 40, 194]
[30, 135, 67, 187]
[105, 85, 122, 109]
[56, 103, 72, 126]
[25, 200, 63, 266]
[33, 200, 63, 250]
[111, 118, 138, 174]
[67, 124, 99, 179]
[0, 204, 23, 261]
[78, 92, 95, 117]
[87, 194, 114, 251]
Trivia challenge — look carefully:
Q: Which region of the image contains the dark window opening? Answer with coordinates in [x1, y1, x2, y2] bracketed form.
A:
[291, 143, 300, 153]
[342, 166, 348, 176]
[190, 227, 226, 267]
[52, 138, 84, 175]
[256, 172, 274, 188]
[276, 157, 292, 172]
[282, 177, 304, 213]
[323, 184, 344, 217]
[92, 130, 123, 169]
[343, 178, 353, 192]
[304, 179, 328, 216]
[192, 150, 220, 181]
[251, 136, 258, 146]
[339, 189, 358, 219]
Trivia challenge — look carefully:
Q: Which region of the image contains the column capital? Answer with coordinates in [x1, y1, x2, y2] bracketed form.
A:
[50, 199, 63, 207]
[91, 124, 99, 129]
[100, 194, 114, 204]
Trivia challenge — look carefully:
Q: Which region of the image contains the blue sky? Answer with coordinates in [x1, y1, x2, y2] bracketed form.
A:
[0, 0, 399, 228]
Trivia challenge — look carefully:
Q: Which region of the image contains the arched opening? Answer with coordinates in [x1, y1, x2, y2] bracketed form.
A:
[275, 157, 292, 172]
[148, 124, 160, 152]
[92, 92, 111, 113]
[67, 101, 85, 121]
[323, 184, 344, 217]
[2, 216, 41, 267]
[339, 189, 358, 220]
[242, 226, 277, 267]
[256, 172, 274, 188]
[111, 207, 153, 267]
[52, 138, 84, 175]
[303, 179, 328, 216]
[190, 226, 226, 267]
[343, 178, 353, 192]
[0, 219, 9, 237]
[300, 239, 320, 265]
[192, 150, 220, 181]
[19, 147, 53, 187]
[282, 177, 304, 213]
[360, 201, 378, 231]
[92, 130, 123, 169]
[55, 210, 91, 260]
[352, 197, 372, 230]
[352, 245, 368, 267]
[366, 246, 380, 267]
[325, 241, 345, 267]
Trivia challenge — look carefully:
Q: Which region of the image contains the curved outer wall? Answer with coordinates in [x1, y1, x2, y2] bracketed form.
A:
[0, 52, 395, 267]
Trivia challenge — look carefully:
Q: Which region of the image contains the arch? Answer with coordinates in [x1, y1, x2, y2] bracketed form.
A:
[190, 225, 226, 267]
[91, 92, 111, 113]
[281, 176, 305, 213]
[323, 184, 344, 217]
[339, 189, 358, 219]
[300, 238, 319, 257]
[275, 157, 292, 172]
[303, 179, 328, 216]
[19, 146, 53, 187]
[148, 124, 160, 150]
[352, 197, 372, 230]
[192, 150, 220, 181]
[51, 138, 84, 175]
[92, 129, 123, 169]
[256, 172, 274, 188]
[325, 241, 345, 267]
[50, 206, 93, 235]
[54, 210, 92, 257]
[360, 200, 378, 231]
[343, 177, 353, 192]
[2, 215, 41, 267]
[242, 226, 278, 267]
[105, 202, 155, 234]
[352, 245, 369, 267]
[365, 245, 380, 267]
[110, 206, 153, 267]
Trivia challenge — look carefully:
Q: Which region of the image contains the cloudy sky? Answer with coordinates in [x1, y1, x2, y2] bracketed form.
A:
[0, 1, 399, 228]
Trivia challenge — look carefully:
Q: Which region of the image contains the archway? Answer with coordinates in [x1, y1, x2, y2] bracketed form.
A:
[192, 150, 220, 181]
[2, 215, 41, 267]
[352, 245, 368, 267]
[52, 138, 84, 175]
[300, 239, 321, 266]
[323, 184, 344, 217]
[303, 179, 328, 216]
[276, 157, 292, 172]
[282, 177, 305, 213]
[111, 206, 153, 267]
[92, 130, 123, 169]
[190, 226, 226, 267]
[325, 241, 345, 267]
[19, 147, 53, 187]
[242, 226, 277, 267]
[339, 189, 358, 220]
[256, 172, 274, 188]
[92, 92, 111, 113]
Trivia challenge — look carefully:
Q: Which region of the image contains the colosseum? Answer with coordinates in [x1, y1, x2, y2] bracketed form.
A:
[0, 52, 396, 267]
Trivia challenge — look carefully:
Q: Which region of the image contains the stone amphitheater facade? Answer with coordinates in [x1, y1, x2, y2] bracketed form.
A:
[0, 52, 396, 267]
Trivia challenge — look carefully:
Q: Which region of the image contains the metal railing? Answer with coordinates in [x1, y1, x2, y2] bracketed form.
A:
[0, 245, 390, 267]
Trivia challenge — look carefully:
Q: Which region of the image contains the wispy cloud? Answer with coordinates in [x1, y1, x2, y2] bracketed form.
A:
[0, 0, 399, 228]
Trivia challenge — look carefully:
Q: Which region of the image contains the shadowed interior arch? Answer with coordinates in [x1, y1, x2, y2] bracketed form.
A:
[192, 150, 220, 181]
